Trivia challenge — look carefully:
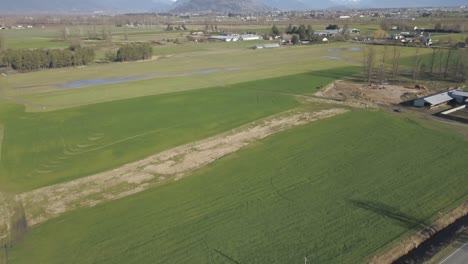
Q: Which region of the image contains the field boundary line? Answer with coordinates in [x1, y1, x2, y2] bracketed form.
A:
[369, 201, 468, 264]
[18, 108, 349, 227]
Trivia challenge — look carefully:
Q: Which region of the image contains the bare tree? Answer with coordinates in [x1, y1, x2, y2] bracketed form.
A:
[0, 33, 6, 52]
[363, 46, 376, 84]
[430, 47, 439, 75]
[60, 27, 69, 41]
[391, 46, 401, 80]
[444, 48, 454, 78]
[380, 45, 388, 83]
[413, 47, 422, 82]
[438, 49, 445, 76]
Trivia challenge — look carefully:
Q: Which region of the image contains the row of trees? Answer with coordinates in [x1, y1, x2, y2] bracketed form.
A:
[285, 24, 314, 40]
[0, 47, 95, 71]
[106, 43, 153, 62]
[362, 45, 468, 84]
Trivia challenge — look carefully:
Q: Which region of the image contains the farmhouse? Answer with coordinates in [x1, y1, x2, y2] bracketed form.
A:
[314, 30, 340, 37]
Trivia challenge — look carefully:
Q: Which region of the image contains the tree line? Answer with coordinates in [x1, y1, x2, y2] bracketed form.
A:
[0, 47, 95, 71]
[362, 45, 468, 84]
[106, 43, 153, 62]
[285, 24, 314, 40]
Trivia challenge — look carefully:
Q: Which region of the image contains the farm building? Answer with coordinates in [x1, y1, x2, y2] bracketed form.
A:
[449, 91, 468, 104]
[413, 92, 454, 108]
[239, 34, 262, 41]
[253, 43, 280, 49]
[413, 89, 468, 108]
[314, 30, 340, 37]
[209, 35, 239, 42]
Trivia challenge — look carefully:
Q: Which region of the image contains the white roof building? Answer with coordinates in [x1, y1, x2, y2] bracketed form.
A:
[413, 90, 468, 108]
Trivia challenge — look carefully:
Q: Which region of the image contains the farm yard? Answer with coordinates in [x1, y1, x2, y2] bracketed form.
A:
[0, 23, 468, 264]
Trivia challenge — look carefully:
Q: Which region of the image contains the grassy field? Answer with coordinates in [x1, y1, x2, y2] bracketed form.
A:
[0, 67, 362, 192]
[7, 110, 468, 263]
[0, 42, 435, 112]
[0, 87, 296, 192]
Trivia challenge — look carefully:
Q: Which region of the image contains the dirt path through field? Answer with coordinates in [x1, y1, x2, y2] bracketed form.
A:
[18, 108, 348, 226]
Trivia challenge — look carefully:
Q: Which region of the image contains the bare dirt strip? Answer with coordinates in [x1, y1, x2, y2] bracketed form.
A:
[17, 108, 348, 227]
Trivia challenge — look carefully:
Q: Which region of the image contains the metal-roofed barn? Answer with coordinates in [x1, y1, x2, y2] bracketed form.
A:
[413, 92, 454, 108]
[449, 91, 468, 104]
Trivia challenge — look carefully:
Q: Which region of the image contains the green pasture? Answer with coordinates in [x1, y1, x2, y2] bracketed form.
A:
[0, 88, 296, 192]
[8, 110, 468, 263]
[0, 66, 360, 192]
[1, 43, 364, 111]
[1, 42, 430, 112]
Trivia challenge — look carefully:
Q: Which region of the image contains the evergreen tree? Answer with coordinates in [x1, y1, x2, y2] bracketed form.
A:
[291, 35, 300, 45]
[271, 25, 280, 36]
[298, 25, 307, 40]
[306, 25, 313, 39]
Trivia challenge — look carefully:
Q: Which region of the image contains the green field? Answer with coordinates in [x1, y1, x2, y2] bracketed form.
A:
[2, 23, 468, 264]
[0, 67, 362, 192]
[0, 42, 434, 112]
[0, 87, 296, 192]
[7, 110, 468, 263]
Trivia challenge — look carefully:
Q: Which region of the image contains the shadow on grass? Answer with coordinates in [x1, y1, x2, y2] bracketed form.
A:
[213, 249, 241, 264]
[349, 199, 432, 231]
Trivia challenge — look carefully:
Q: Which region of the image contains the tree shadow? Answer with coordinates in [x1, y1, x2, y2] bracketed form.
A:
[213, 249, 241, 264]
[349, 199, 432, 232]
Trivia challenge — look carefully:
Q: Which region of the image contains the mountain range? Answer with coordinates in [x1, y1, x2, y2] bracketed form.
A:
[0, 0, 466, 13]
[171, 0, 271, 13]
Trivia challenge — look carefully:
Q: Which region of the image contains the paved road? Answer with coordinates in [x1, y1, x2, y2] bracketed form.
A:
[439, 242, 468, 264]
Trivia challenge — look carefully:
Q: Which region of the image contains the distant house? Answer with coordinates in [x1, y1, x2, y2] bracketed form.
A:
[209, 34, 239, 42]
[253, 43, 280, 49]
[239, 34, 262, 41]
[454, 42, 466, 49]
[314, 30, 340, 37]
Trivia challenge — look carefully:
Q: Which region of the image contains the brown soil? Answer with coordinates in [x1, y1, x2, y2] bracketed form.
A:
[315, 80, 426, 107]
[18, 108, 348, 226]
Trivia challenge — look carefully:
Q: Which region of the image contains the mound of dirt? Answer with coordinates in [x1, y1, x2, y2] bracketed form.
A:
[315, 81, 424, 106]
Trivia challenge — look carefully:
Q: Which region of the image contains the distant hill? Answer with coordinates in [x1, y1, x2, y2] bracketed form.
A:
[259, 0, 310, 10]
[0, 0, 174, 13]
[1, 0, 467, 13]
[170, 0, 272, 13]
